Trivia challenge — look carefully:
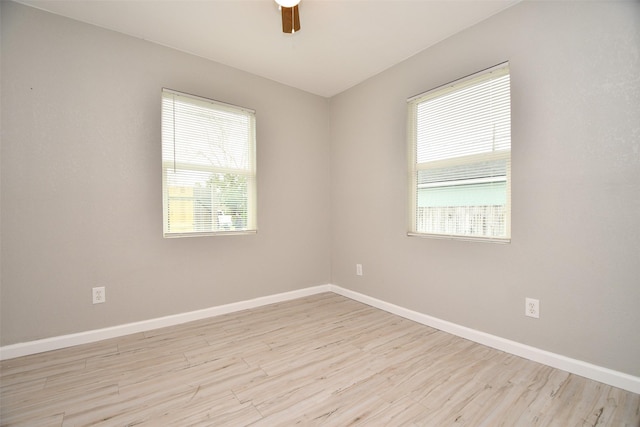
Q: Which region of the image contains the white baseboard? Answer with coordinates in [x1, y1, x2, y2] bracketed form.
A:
[1, 283, 638, 394]
[328, 285, 640, 395]
[0, 285, 331, 361]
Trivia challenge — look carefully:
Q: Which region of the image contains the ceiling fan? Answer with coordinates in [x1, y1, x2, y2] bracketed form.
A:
[275, 0, 301, 34]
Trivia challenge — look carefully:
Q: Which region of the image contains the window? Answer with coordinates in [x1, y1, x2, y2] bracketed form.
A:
[161, 89, 256, 237]
[407, 63, 511, 242]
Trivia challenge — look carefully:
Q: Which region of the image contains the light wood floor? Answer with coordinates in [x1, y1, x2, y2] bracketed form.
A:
[1, 293, 639, 426]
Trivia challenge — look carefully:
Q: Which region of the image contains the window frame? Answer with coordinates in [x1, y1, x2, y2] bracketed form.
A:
[161, 88, 257, 238]
[407, 63, 511, 243]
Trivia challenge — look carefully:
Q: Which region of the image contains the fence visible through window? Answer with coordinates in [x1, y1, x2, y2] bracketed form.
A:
[416, 205, 506, 238]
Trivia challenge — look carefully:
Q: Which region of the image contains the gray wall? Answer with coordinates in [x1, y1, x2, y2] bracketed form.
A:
[2, 0, 639, 378]
[1, 2, 331, 344]
[330, 0, 640, 376]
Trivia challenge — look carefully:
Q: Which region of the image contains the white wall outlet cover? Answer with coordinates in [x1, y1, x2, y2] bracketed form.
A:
[92, 287, 106, 304]
[525, 297, 539, 318]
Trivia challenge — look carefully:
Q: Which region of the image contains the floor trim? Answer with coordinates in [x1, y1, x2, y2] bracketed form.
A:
[329, 285, 640, 395]
[0, 285, 331, 361]
[1, 284, 638, 394]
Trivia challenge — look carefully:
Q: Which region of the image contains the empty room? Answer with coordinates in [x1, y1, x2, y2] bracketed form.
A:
[1, 0, 639, 425]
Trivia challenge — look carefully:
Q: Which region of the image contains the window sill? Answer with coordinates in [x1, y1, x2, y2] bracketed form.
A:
[407, 232, 510, 244]
[164, 230, 257, 239]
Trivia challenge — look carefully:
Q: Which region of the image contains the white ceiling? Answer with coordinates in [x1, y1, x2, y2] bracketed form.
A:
[16, 0, 519, 98]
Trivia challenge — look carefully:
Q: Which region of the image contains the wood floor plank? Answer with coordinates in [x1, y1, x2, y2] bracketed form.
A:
[1, 292, 638, 426]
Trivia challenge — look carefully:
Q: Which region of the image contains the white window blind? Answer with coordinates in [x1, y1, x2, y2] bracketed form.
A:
[408, 63, 511, 242]
[161, 89, 256, 237]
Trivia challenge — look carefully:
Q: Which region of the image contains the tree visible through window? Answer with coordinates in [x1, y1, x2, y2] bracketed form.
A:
[161, 89, 256, 237]
[407, 63, 511, 242]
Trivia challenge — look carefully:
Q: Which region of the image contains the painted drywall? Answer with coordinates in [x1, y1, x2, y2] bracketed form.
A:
[329, 1, 640, 376]
[2, 0, 639, 380]
[0, 2, 331, 345]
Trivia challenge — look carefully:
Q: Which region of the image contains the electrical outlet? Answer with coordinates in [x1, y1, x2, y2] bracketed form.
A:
[525, 298, 539, 318]
[93, 287, 106, 304]
[356, 264, 363, 276]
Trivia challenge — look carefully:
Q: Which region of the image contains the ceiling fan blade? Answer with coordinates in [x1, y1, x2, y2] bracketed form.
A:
[281, 5, 300, 33]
